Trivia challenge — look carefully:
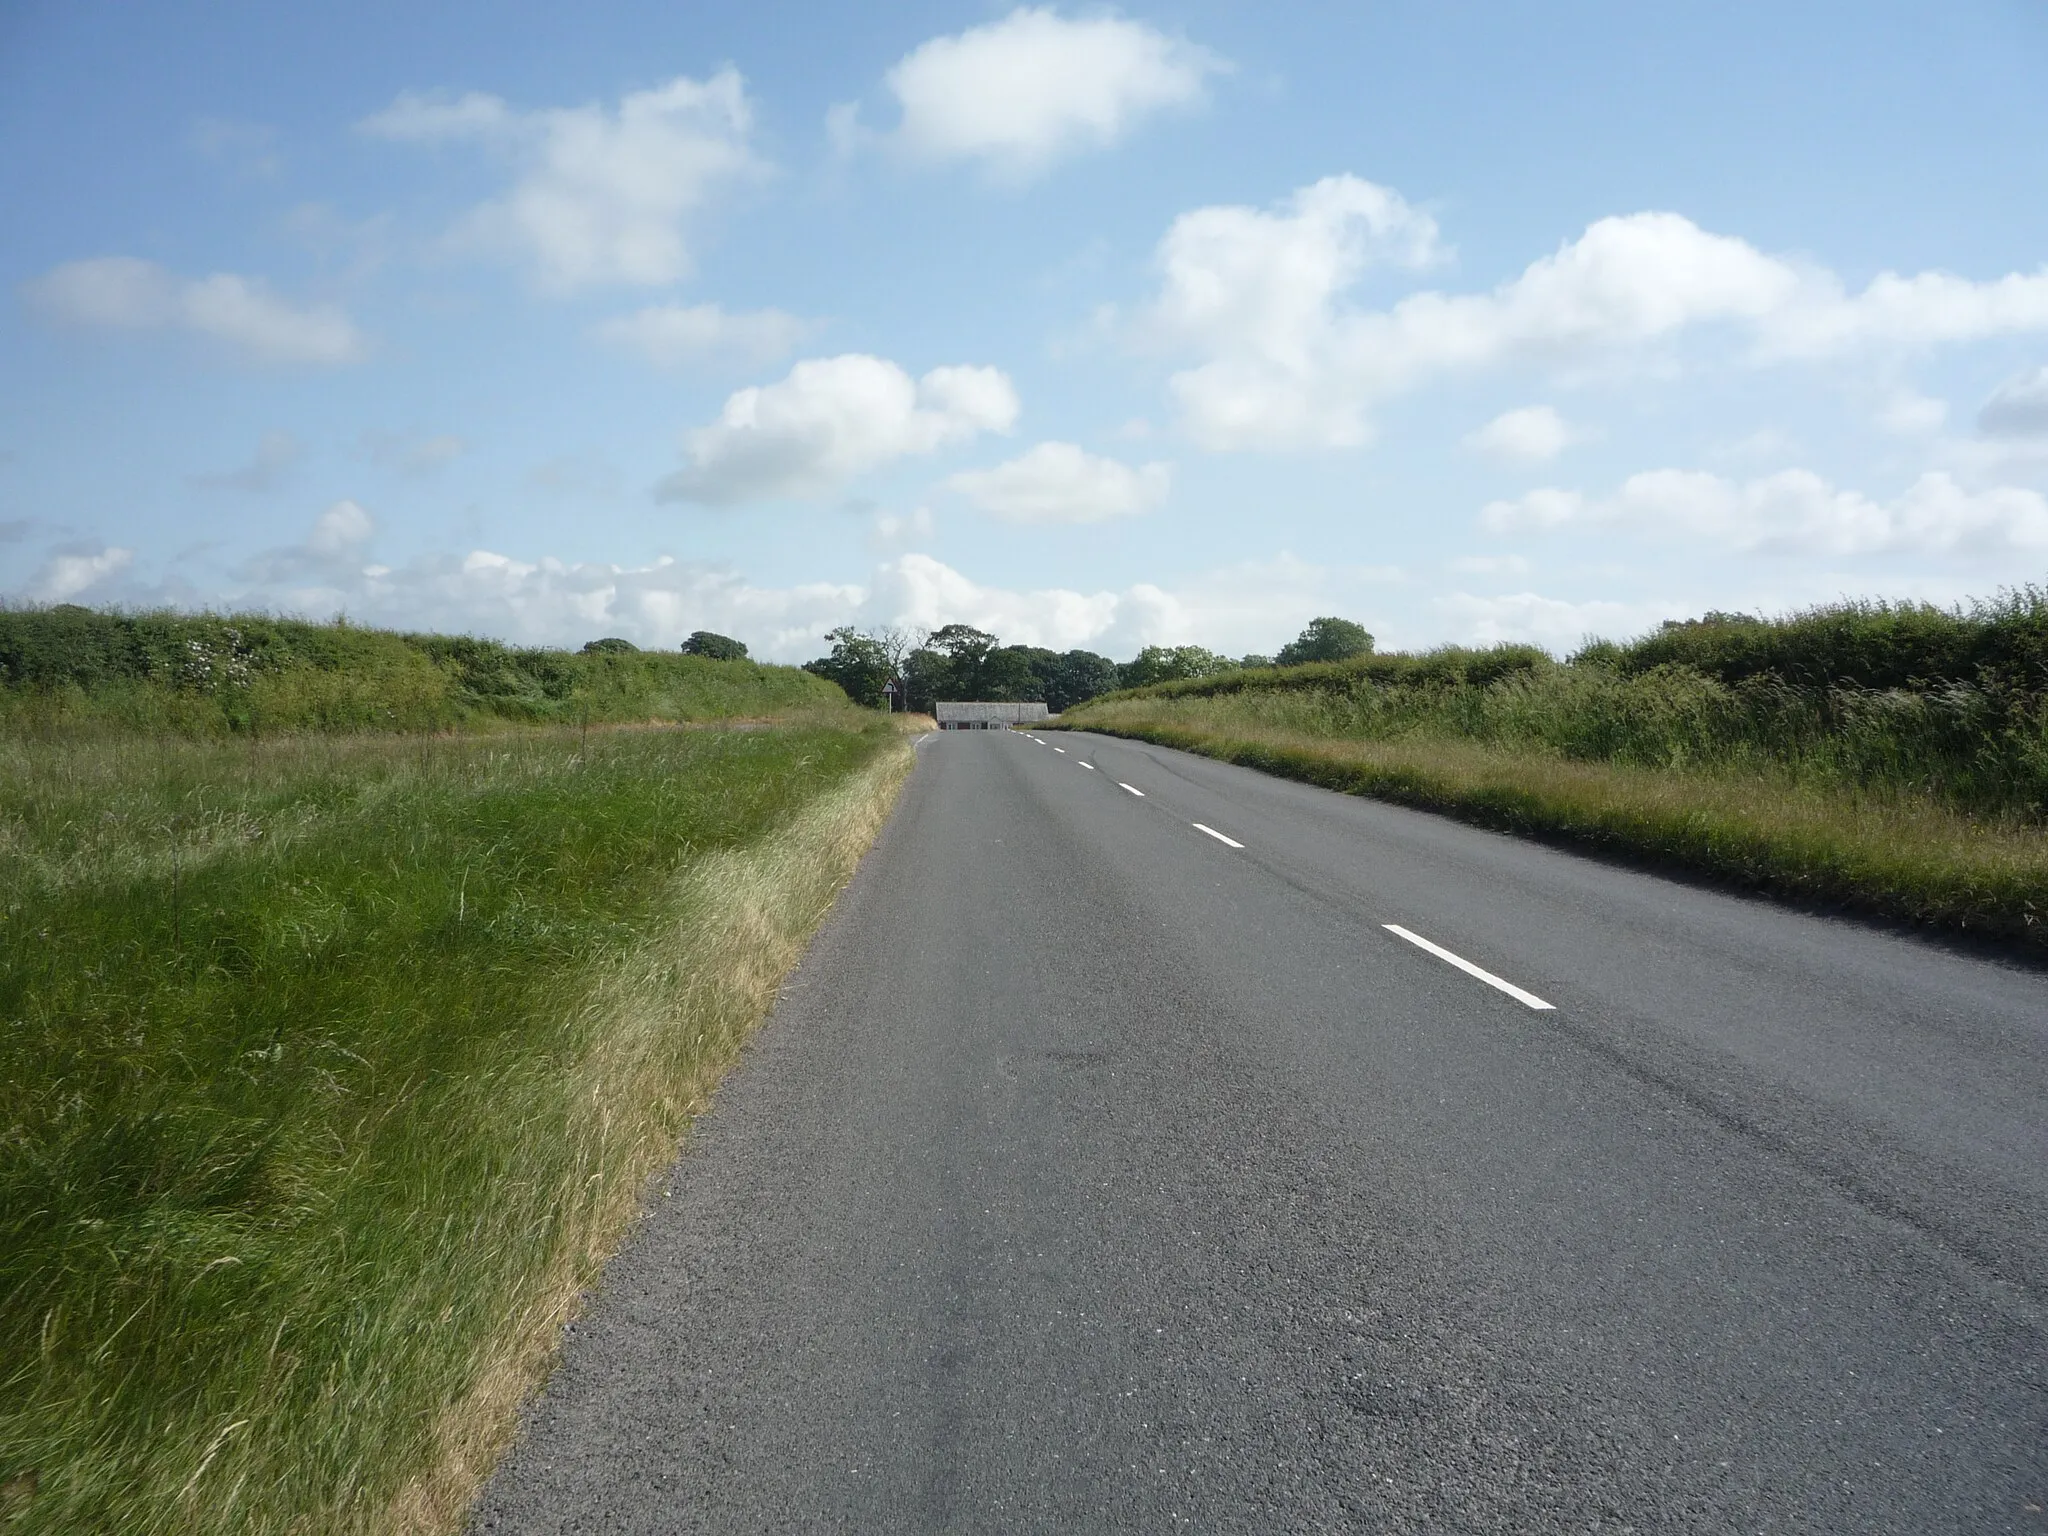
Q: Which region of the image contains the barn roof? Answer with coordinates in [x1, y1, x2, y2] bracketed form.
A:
[934, 700, 1050, 722]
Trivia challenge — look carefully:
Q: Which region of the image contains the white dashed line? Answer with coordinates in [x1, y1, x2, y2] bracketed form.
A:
[1192, 823, 1244, 849]
[1080, 762, 1096, 770]
[1118, 782, 1145, 796]
[1382, 924, 1554, 1010]
[1053, 746, 1067, 753]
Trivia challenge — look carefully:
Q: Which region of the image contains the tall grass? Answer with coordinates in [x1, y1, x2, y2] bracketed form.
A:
[0, 606, 843, 738]
[1058, 590, 2048, 946]
[0, 716, 913, 1533]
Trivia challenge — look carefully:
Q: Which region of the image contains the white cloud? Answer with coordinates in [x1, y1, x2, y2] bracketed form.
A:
[878, 7, 1224, 178]
[49, 531, 1377, 665]
[238, 499, 379, 584]
[1144, 176, 1444, 447]
[1436, 590, 1677, 652]
[192, 429, 305, 492]
[657, 353, 1019, 505]
[945, 441, 1170, 523]
[307, 499, 374, 557]
[1877, 392, 1948, 436]
[360, 70, 762, 289]
[1979, 365, 2048, 438]
[1142, 183, 2048, 449]
[1481, 468, 2048, 556]
[30, 545, 135, 602]
[25, 257, 364, 364]
[868, 506, 935, 548]
[593, 302, 814, 367]
[1464, 405, 1575, 463]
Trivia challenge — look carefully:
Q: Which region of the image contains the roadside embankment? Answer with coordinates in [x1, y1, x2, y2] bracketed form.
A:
[1051, 596, 2048, 950]
[0, 714, 914, 1534]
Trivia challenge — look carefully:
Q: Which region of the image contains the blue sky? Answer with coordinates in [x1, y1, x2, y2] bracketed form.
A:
[4, 0, 2047, 660]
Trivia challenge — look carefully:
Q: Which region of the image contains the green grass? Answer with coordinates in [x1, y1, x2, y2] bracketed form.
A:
[1057, 589, 2048, 954]
[0, 714, 913, 1533]
[0, 606, 845, 738]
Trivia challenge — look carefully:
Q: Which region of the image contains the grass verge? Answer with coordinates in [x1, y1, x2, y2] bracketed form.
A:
[1052, 702, 2047, 951]
[1, 715, 914, 1533]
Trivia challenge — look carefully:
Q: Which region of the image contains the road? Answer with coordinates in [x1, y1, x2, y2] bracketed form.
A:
[472, 728, 2047, 1533]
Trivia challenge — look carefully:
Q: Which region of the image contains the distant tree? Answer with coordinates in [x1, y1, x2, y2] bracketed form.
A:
[980, 646, 1044, 702]
[1238, 653, 1274, 669]
[1119, 645, 1238, 689]
[1035, 649, 1120, 711]
[802, 626, 892, 708]
[904, 624, 1000, 710]
[581, 637, 638, 655]
[681, 630, 748, 661]
[1276, 617, 1373, 667]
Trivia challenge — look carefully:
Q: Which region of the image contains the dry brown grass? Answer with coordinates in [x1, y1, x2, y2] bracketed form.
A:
[385, 737, 916, 1533]
[1059, 700, 2048, 949]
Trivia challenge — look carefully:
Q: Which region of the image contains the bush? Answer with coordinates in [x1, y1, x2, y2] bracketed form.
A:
[681, 630, 748, 661]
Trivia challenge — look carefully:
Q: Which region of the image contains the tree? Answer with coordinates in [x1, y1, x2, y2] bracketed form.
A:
[581, 637, 638, 655]
[904, 624, 1000, 710]
[681, 630, 748, 661]
[1276, 617, 1373, 667]
[1036, 649, 1120, 711]
[1119, 644, 1238, 689]
[1238, 653, 1274, 669]
[802, 626, 892, 708]
[980, 646, 1043, 702]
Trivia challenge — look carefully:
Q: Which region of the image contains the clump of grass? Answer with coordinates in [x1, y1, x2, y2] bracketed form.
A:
[0, 716, 912, 1533]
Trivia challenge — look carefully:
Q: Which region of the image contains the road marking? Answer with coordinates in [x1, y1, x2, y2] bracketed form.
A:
[1382, 925, 1554, 1010]
[1192, 823, 1244, 849]
[1053, 746, 1067, 753]
[1118, 782, 1145, 796]
[1079, 762, 1096, 770]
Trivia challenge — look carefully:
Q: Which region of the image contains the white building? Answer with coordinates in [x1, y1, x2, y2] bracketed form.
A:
[934, 701, 1051, 730]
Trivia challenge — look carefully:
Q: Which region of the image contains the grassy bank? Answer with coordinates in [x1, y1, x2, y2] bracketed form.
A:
[0, 715, 914, 1533]
[0, 606, 842, 737]
[1054, 595, 2048, 949]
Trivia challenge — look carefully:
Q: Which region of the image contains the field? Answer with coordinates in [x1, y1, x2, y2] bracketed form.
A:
[1055, 595, 2048, 949]
[0, 613, 913, 1533]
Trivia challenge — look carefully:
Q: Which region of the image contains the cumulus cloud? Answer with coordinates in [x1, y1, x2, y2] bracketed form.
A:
[873, 7, 1224, 178]
[945, 441, 1170, 523]
[359, 70, 762, 289]
[592, 302, 813, 367]
[191, 429, 305, 491]
[25, 257, 365, 364]
[1142, 183, 2048, 449]
[657, 354, 1019, 505]
[29, 545, 134, 602]
[1436, 590, 1678, 653]
[238, 499, 378, 585]
[1979, 365, 2048, 438]
[1464, 405, 1575, 463]
[1480, 468, 2048, 556]
[43, 532, 1374, 665]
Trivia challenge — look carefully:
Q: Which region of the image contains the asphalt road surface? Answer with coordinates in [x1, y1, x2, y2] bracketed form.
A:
[472, 729, 2047, 1534]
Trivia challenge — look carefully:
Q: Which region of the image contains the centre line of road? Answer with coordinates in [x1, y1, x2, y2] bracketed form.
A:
[1118, 782, 1145, 796]
[1053, 746, 1067, 753]
[1192, 823, 1245, 849]
[1382, 924, 1555, 1010]
[1079, 762, 1096, 770]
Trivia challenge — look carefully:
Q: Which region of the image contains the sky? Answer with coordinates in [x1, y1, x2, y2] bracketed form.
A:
[3, 0, 2047, 662]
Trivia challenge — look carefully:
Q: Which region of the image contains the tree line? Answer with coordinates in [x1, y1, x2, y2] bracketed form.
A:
[800, 616, 1374, 712]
